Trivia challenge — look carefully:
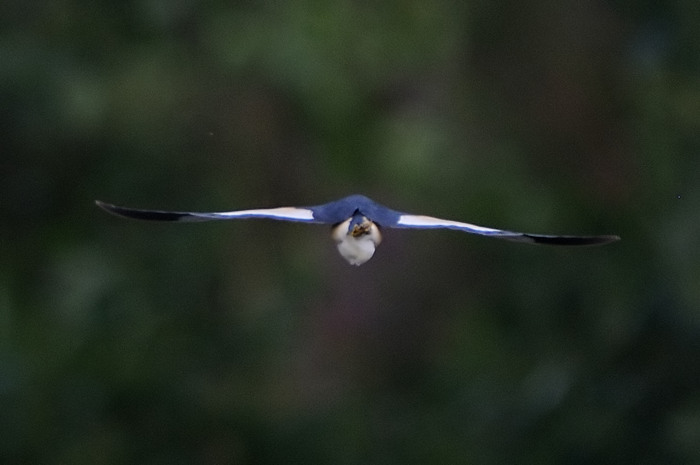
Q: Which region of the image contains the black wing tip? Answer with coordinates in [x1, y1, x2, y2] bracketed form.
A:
[524, 234, 621, 246]
[95, 200, 122, 216]
[95, 200, 189, 221]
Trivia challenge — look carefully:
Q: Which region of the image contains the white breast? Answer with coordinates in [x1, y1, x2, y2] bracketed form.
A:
[331, 218, 382, 266]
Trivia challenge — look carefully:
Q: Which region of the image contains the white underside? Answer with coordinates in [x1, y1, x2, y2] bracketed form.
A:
[336, 237, 377, 266]
[332, 218, 382, 266]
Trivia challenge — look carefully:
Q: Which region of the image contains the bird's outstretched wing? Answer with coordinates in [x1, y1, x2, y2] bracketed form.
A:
[95, 200, 319, 223]
[96, 195, 402, 226]
[392, 214, 619, 246]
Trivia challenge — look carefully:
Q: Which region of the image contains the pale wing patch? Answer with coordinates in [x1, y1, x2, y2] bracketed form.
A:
[206, 207, 315, 221]
[397, 214, 619, 245]
[96, 201, 316, 223]
[397, 214, 505, 234]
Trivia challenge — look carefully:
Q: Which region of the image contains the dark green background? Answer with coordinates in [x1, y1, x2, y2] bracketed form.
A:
[3, 1, 700, 463]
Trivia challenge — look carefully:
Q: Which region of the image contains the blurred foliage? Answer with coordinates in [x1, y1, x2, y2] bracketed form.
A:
[2, 0, 700, 463]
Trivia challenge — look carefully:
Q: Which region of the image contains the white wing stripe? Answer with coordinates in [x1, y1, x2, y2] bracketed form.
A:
[207, 207, 315, 221]
[397, 214, 504, 233]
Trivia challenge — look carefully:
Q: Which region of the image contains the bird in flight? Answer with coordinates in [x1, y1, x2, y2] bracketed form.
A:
[96, 194, 619, 266]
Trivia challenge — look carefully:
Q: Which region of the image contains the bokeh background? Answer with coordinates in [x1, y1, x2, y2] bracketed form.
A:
[3, 0, 700, 463]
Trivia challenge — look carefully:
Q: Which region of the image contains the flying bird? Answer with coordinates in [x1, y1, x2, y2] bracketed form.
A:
[95, 194, 619, 265]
